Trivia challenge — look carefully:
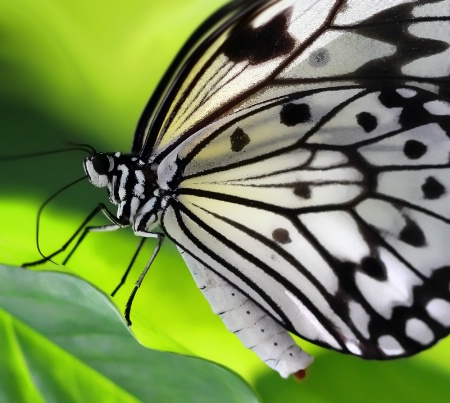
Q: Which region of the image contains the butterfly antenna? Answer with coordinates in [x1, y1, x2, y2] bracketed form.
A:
[35, 175, 88, 262]
[66, 142, 97, 154]
[0, 145, 94, 161]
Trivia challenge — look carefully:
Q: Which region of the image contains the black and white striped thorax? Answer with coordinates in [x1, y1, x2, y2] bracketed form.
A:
[83, 152, 167, 234]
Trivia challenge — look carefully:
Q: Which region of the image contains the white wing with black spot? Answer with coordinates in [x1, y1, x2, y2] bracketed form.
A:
[130, 0, 450, 377]
[142, 0, 450, 161]
[160, 85, 450, 361]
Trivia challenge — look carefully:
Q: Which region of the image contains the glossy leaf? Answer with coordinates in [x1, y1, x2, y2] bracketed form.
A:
[0, 264, 258, 403]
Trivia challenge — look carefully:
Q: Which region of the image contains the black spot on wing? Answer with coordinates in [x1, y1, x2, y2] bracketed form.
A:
[272, 228, 291, 244]
[308, 48, 330, 68]
[399, 218, 426, 247]
[378, 88, 406, 108]
[403, 140, 427, 160]
[421, 177, 446, 200]
[428, 266, 450, 296]
[360, 256, 387, 281]
[293, 183, 311, 199]
[280, 103, 311, 127]
[400, 100, 438, 131]
[356, 112, 378, 133]
[230, 127, 250, 152]
[222, 10, 295, 65]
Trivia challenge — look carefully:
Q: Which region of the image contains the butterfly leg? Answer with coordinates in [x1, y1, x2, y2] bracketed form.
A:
[124, 232, 164, 326]
[179, 250, 314, 378]
[23, 203, 126, 267]
[110, 237, 146, 297]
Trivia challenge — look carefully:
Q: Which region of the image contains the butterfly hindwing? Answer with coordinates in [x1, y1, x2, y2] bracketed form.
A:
[160, 85, 450, 359]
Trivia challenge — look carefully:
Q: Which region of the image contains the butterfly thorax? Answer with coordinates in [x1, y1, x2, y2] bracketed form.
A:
[84, 152, 164, 234]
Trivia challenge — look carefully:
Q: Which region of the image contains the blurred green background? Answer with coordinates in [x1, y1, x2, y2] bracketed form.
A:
[0, 0, 449, 401]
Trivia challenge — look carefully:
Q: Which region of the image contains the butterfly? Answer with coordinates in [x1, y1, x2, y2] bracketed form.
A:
[74, 0, 450, 378]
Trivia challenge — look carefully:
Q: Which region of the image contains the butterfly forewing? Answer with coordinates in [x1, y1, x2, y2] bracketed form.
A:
[135, 0, 263, 154]
[146, 0, 449, 163]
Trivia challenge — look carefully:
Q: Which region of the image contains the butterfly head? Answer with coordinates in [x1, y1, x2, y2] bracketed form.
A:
[84, 152, 162, 232]
[83, 151, 147, 206]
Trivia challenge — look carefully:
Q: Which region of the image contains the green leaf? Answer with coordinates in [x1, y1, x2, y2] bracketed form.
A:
[0, 265, 259, 403]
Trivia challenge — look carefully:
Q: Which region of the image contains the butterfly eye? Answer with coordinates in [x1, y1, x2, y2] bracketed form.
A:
[91, 153, 112, 175]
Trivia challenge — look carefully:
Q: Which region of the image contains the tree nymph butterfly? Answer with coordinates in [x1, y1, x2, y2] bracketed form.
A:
[35, 0, 450, 378]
